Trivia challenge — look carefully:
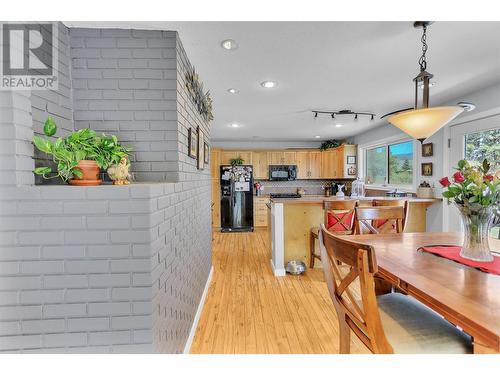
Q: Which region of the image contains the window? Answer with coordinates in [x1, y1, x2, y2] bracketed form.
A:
[366, 146, 387, 185]
[365, 140, 414, 188]
[464, 128, 500, 173]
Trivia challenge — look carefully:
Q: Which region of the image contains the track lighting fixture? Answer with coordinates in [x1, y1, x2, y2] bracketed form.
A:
[311, 109, 375, 121]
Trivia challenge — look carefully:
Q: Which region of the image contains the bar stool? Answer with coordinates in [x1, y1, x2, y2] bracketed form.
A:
[309, 200, 358, 269]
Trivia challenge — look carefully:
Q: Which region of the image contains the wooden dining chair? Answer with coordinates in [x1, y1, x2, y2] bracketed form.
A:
[318, 225, 472, 354]
[372, 199, 408, 229]
[354, 205, 407, 235]
[309, 200, 357, 268]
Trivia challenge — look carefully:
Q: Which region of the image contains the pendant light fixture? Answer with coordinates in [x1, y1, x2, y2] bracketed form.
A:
[381, 22, 474, 143]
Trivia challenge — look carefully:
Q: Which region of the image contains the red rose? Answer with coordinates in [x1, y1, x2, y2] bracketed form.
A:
[453, 171, 465, 183]
[439, 177, 451, 187]
[484, 174, 494, 182]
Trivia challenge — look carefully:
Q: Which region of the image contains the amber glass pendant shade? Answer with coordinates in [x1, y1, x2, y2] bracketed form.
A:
[388, 106, 464, 142]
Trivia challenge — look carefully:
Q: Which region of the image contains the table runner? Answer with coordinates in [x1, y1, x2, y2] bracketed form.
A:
[419, 246, 500, 275]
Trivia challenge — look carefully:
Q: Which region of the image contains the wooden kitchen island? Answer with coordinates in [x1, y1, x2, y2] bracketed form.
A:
[269, 196, 440, 276]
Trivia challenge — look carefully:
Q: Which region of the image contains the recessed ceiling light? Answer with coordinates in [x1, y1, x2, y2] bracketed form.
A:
[221, 39, 238, 50]
[228, 123, 241, 128]
[335, 123, 343, 128]
[419, 82, 436, 89]
[261, 81, 277, 88]
[314, 135, 321, 139]
[227, 88, 239, 94]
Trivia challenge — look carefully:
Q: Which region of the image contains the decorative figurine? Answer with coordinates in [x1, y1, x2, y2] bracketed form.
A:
[107, 156, 131, 185]
[336, 184, 345, 197]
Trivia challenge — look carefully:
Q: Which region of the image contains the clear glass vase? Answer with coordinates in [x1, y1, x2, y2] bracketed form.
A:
[455, 204, 494, 262]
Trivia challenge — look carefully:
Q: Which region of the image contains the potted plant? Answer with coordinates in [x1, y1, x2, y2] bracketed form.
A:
[33, 116, 131, 186]
[229, 156, 244, 166]
[439, 159, 499, 261]
[319, 139, 341, 151]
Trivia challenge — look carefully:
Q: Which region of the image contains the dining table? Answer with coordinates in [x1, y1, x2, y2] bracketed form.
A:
[343, 232, 500, 354]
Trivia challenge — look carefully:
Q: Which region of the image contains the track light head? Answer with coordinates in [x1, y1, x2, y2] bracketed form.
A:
[355, 114, 358, 120]
[331, 113, 335, 119]
[314, 112, 318, 118]
[371, 114, 374, 121]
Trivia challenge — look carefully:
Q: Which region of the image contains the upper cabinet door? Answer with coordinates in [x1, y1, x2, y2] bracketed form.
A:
[220, 151, 252, 166]
[320, 150, 335, 178]
[283, 152, 297, 165]
[309, 151, 321, 179]
[252, 151, 269, 179]
[295, 151, 309, 179]
[268, 152, 283, 165]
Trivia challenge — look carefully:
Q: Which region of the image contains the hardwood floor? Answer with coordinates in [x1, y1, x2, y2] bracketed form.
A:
[190, 229, 368, 354]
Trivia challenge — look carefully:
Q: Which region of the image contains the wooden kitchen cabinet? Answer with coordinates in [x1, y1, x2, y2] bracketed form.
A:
[252, 151, 269, 180]
[254, 197, 270, 227]
[220, 151, 253, 166]
[320, 145, 357, 178]
[296, 151, 321, 179]
[320, 149, 336, 178]
[268, 151, 296, 165]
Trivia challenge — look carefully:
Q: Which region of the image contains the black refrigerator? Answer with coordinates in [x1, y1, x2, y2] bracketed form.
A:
[220, 165, 254, 232]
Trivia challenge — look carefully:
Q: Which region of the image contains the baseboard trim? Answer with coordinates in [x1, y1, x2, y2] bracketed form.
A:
[183, 265, 213, 354]
[270, 259, 286, 277]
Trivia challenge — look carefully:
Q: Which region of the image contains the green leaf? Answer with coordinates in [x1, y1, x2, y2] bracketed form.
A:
[457, 160, 466, 170]
[72, 168, 83, 179]
[43, 116, 57, 137]
[33, 166, 52, 176]
[33, 136, 52, 154]
[442, 191, 456, 198]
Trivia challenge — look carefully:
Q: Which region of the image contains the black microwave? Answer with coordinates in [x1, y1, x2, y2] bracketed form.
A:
[269, 165, 297, 181]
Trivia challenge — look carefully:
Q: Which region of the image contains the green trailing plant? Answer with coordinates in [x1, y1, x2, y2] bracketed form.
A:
[229, 156, 244, 166]
[319, 139, 341, 151]
[33, 116, 131, 182]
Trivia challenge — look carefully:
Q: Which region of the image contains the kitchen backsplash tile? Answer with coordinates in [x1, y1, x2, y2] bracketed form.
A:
[255, 179, 353, 196]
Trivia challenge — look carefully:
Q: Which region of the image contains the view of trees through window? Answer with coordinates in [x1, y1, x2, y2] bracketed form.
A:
[366, 146, 387, 184]
[365, 141, 413, 187]
[388, 141, 413, 186]
[465, 128, 500, 173]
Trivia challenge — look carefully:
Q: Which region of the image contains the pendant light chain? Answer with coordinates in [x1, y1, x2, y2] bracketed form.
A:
[418, 25, 428, 71]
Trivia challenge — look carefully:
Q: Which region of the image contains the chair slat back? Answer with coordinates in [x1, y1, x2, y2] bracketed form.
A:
[323, 200, 358, 235]
[355, 206, 405, 234]
[319, 225, 393, 354]
[373, 199, 408, 230]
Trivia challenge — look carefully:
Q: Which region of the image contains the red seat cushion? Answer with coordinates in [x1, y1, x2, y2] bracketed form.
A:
[327, 211, 354, 232]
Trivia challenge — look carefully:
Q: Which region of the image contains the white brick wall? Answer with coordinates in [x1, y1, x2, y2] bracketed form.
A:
[70, 28, 179, 182]
[0, 25, 212, 354]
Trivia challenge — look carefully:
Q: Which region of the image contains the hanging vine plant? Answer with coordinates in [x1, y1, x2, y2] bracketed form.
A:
[185, 65, 214, 122]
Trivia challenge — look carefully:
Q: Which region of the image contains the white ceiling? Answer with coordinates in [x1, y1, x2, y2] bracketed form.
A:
[66, 21, 500, 141]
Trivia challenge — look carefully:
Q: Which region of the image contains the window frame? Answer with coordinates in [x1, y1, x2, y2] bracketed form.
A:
[359, 136, 418, 192]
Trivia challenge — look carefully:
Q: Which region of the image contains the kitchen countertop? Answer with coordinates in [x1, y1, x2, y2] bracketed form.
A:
[269, 195, 441, 204]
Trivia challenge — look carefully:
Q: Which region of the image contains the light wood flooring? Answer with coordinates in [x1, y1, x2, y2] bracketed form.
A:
[190, 229, 368, 354]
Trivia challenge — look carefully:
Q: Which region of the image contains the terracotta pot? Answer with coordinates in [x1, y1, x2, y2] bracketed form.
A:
[69, 160, 102, 186]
